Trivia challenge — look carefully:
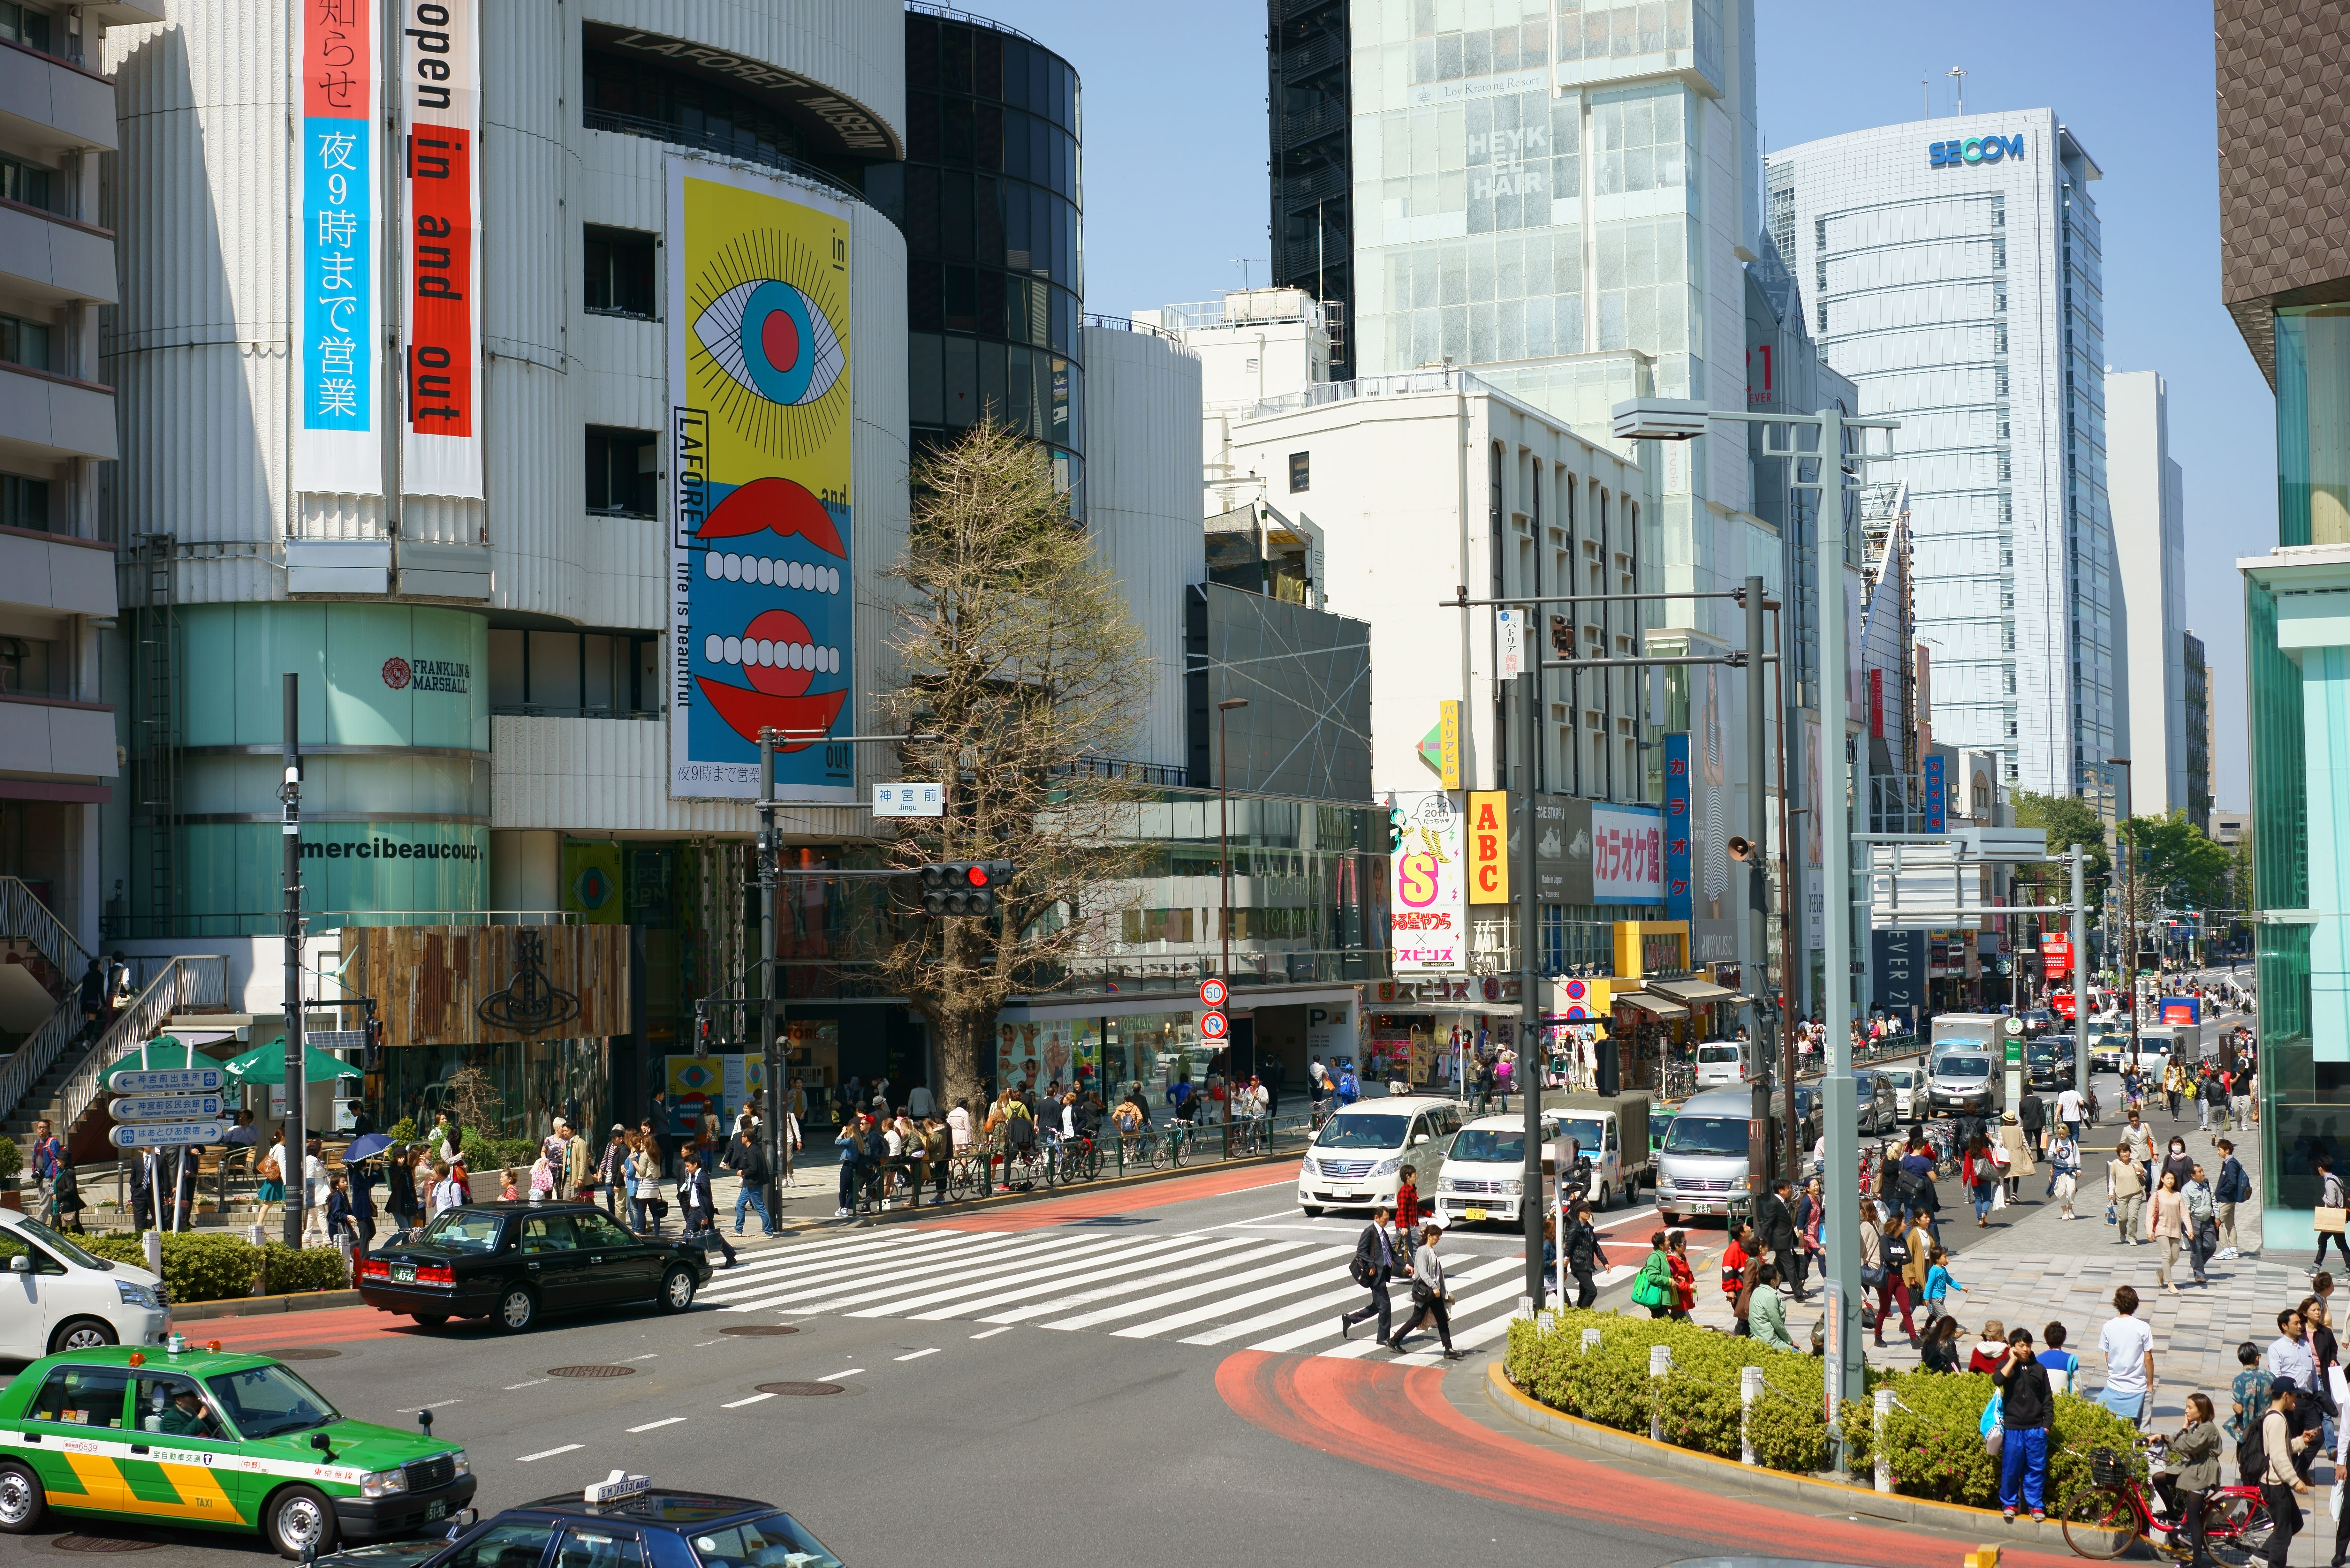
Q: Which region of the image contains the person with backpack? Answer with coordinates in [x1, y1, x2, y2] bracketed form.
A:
[2253, 1381, 2311, 1568]
[2315, 1152, 2350, 1274]
[2214, 1138, 2250, 1259]
[1339, 1202, 1405, 1344]
[1336, 1064, 1361, 1106]
[998, 1094, 1036, 1190]
[1630, 1231, 1677, 1321]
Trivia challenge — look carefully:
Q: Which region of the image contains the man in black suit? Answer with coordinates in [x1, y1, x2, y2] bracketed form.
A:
[1755, 1176, 1802, 1300]
[1339, 1202, 1406, 1343]
[677, 1151, 738, 1267]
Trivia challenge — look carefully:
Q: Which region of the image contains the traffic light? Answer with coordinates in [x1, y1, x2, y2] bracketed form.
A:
[1549, 614, 1573, 658]
[362, 1006, 383, 1073]
[919, 860, 1012, 917]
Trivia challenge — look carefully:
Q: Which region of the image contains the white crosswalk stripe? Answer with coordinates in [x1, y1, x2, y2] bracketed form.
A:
[712, 1224, 1539, 1359]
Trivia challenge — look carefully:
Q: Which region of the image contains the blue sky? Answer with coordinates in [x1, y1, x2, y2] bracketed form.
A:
[978, 0, 2263, 810]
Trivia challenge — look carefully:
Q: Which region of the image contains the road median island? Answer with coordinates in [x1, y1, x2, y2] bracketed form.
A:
[1497, 1308, 2139, 1554]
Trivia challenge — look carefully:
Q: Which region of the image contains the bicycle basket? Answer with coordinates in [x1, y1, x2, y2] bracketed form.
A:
[2088, 1447, 2132, 1488]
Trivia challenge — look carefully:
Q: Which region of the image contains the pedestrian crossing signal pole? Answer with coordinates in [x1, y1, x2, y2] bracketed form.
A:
[757, 730, 783, 1226]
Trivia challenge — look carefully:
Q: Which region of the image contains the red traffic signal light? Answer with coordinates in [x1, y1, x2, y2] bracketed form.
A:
[966, 864, 989, 887]
[918, 860, 1013, 917]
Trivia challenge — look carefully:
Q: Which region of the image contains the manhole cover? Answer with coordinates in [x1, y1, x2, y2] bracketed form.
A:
[252, 1347, 341, 1360]
[547, 1365, 636, 1379]
[720, 1325, 800, 1337]
[754, 1381, 845, 1397]
[52, 1538, 161, 1554]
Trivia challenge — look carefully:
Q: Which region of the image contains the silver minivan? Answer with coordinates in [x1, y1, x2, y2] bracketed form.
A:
[1654, 1087, 1764, 1228]
[1693, 1041, 1746, 1089]
[1296, 1095, 1463, 1217]
[1927, 1049, 2002, 1117]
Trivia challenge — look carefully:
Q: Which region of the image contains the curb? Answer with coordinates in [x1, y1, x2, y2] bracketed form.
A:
[779, 1148, 1293, 1232]
[1480, 1360, 2125, 1554]
[171, 1288, 363, 1322]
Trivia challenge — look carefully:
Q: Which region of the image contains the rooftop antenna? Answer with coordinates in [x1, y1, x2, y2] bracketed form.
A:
[1947, 66, 1966, 119]
[1230, 256, 1258, 292]
[1921, 77, 1929, 121]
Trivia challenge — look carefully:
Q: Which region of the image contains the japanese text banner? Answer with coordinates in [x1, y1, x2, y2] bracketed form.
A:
[295, 0, 383, 497]
[401, 0, 482, 498]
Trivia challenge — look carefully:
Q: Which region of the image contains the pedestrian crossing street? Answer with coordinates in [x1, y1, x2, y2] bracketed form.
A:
[696, 1224, 1638, 1365]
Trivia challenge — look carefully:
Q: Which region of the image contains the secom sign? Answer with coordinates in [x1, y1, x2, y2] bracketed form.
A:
[1929, 134, 2024, 168]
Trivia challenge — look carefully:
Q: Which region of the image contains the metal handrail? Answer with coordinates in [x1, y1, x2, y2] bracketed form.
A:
[904, 1, 1050, 52]
[0, 1006, 81, 1127]
[52, 956, 228, 1138]
[0, 874, 93, 980]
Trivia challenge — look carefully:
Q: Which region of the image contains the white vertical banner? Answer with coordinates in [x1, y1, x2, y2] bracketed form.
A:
[294, 0, 386, 497]
[1495, 607, 1524, 680]
[399, 0, 482, 499]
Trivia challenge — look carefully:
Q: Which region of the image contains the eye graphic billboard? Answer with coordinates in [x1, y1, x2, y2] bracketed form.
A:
[667, 161, 854, 801]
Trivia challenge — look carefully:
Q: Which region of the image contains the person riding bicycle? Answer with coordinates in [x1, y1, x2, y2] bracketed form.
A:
[1168, 1076, 1198, 1124]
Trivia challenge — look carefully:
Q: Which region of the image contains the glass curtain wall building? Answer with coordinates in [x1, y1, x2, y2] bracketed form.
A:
[862, 5, 1085, 507]
[1768, 112, 2121, 797]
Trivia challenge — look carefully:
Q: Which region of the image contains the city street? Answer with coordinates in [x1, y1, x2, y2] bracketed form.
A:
[12, 1151, 2107, 1568]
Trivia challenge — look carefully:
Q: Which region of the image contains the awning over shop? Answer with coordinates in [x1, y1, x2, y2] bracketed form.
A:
[1648, 978, 1738, 1005]
[1613, 991, 1689, 1019]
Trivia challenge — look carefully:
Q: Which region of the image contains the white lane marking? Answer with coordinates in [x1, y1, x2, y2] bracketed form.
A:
[398, 1399, 464, 1413]
[1113, 1253, 1358, 1339]
[722, 1233, 1091, 1314]
[721, 1392, 776, 1409]
[693, 1339, 729, 1347]
[1050, 1243, 1322, 1331]
[969, 1325, 1012, 1340]
[517, 1444, 583, 1462]
[626, 1417, 686, 1433]
[886, 1235, 1233, 1321]
[624, 1354, 660, 1362]
[893, 1348, 940, 1362]
[1270, 1254, 1526, 1356]
[971, 1238, 1254, 1323]
[1180, 1279, 1368, 1347]
[502, 1379, 550, 1391]
[817, 1234, 1142, 1317]
[699, 1231, 999, 1300]
[817, 1368, 864, 1380]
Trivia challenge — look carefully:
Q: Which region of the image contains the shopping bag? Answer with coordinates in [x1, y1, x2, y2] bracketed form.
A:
[1991, 1183, 2007, 1212]
[2318, 1207, 2347, 1235]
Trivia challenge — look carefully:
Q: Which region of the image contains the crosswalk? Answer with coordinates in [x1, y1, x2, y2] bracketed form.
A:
[694, 1224, 1635, 1364]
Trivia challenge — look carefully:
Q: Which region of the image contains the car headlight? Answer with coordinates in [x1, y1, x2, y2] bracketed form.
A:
[1437, 1177, 1458, 1193]
[359, 1468, 409, 1498]
[450, 1451, 470, 1478]
[1371, 1156, 1404, 1177]
[115, 1280, 161, 1311]
[1503, 1179, 1523, 1195]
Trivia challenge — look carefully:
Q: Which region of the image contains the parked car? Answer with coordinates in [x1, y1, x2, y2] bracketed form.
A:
[0, 1211, 171, 1363]
[355, 1204, 711, 1332]
[1879, 1066, 1923, 1121]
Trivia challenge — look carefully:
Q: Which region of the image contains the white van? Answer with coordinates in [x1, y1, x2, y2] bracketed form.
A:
[0, 1210, 171, 1361]
[1296, 1095, 1462, 1216]
[1693, 1041, 1746, 1089]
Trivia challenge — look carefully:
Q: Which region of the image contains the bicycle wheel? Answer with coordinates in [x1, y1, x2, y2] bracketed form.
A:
[1079, 1144, 1102, 1181]
[2058, 1486, 2139, 1560]
[1148, 1133, 1168, 1171]
[1168, 1129, 1188, 1168]
[2201, 1491, 2272, 1561]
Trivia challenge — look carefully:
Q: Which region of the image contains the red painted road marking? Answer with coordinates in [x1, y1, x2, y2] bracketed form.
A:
[187, 1304, 458, 1348]
[1213, 1350, 2077, 1565]
[914, 1165, 1295, 1232]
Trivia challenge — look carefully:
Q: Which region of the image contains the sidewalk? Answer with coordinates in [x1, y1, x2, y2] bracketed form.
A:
[1685, 1082, 2277, 1411]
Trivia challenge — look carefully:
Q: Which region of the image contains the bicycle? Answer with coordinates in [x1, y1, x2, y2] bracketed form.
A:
[2058, 1442, 2270, 1561]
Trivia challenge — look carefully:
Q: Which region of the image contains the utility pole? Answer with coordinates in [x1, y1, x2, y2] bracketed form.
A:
[1217, 698, 1249, 1008]
[2071, 842, 2090, 1102]
[2107, 757, 2137, 1066]
[757, 730, 783, 1225]
[1739, 573, 1770, 1080]
[1517, 607, 1544, 1311]
[278, 673, 305, 1250]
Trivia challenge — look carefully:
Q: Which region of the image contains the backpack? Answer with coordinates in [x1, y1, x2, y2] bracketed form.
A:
[2237, 1415, 2267, 1487]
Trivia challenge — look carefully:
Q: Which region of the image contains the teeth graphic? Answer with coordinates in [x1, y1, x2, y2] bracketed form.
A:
[701, 551, 841, 593]
[708, 638, 838, 672]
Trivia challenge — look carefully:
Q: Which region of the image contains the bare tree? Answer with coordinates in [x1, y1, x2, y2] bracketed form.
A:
[873, 421, 1154, 1108]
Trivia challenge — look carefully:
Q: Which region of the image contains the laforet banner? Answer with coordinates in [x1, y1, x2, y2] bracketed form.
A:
[666, 157, 855, 802]
[562, 841, 624, 925]
[347, 925, 631, 1048]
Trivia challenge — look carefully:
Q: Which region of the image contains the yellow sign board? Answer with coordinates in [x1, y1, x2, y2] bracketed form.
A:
[1439, 700, 1461, 790]
[1467, 790, 1510, 903]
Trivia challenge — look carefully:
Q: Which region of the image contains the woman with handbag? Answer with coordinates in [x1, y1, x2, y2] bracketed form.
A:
[629, 1134, 664, 1234]
[1962, 1135, 1998, 1227]
[2048, 1127, 2082, 1220]
[1390, 1222, 1460, 1358]
[1630, 1231, 1677, 1322]
[2109, 1142, 2147, 1245]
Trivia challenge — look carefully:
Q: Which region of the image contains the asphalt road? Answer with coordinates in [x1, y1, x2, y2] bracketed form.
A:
[15, 1155, 2123, 1568]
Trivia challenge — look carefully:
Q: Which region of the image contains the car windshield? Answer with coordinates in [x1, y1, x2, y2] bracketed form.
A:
[686, 1513, 843, 1568]
[203, 1363, 341, 1439]
[1550, 1118, 1606, 1154]
[1314, 1114, 1408, 1150]
[1450, 1129, 1524, 1163]
[420, 1210, 507, 1254]
[11, 1216, 111, 1271]
[1940, 1057, 1990, 1077]
[1884, 1071, 1914, 1088]
[1662, 1114, 1748, 1157]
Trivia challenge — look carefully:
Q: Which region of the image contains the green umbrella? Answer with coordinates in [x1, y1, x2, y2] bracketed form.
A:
[103, 1036, 205, 1088]
[221, 1038, 361, 1085]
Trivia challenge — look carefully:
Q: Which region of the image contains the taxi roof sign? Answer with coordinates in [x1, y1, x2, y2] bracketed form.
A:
[585, 1471, 653, 1506]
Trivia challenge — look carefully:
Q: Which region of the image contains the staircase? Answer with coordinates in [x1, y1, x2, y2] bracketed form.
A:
[0, 952, 227, 1158]
[0, 877, 94, 1135]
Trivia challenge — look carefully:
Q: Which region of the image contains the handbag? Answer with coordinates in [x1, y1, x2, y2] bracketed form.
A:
[1410, 1278, 1437, 1306]
[2320, 1208, 2348, 1236]
[1861, 1263, 1885, 1289]
[1980, 1389, 2005, 1457]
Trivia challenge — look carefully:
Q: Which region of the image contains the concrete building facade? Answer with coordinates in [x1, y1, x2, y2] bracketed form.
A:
[2109, 369, 2188, 818]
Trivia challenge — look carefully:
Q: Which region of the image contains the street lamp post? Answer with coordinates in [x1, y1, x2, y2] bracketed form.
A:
[2105, 757, 2136, 1066]
[1612, 395, 1897, 1453]
[1218, 698, 1249, 1071]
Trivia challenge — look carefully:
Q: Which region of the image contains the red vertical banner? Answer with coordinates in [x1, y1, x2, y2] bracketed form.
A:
[1869, 668, 1884, 737]
[401, 0, 483, 498]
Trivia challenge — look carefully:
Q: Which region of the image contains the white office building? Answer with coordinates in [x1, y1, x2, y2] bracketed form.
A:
[1767, 111, 2120, 797]
[2107, 370, 2187, 818]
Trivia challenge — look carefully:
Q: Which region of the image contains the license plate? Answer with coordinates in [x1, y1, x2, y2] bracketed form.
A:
[425, 1501, 445, 1521]
[1465, 1207, 1488, 1222]
[392, 1264, 416, 1283]
[1335, 1188, 1360, 1199]
[1688, 1202, 1717, 1213]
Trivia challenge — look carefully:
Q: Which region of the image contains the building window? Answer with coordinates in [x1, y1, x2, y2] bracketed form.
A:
[583, 226, 656, 319]
[1288, 451, 1309, 493]
[0, 312, 52, 373]
[0, 152, 55, 214]
[0, 633, 55, 696]
[0, 2, 52, 54]
[585, 427, 657, 518]
[0, 473, 49, 532]
[582, 46, 807, 173]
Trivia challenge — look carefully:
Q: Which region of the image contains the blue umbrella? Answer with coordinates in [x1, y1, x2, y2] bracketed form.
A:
[343, 1133, 394, 1164]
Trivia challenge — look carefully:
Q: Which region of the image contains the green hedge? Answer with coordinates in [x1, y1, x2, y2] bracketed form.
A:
[1505, 1309, 2146, 1507]
[77, 1232, 351, 1303]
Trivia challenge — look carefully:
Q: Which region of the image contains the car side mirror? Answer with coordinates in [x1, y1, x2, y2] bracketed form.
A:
[309, 1431, 334, 1463]
[7, 1255, 27, 1273]
[1413, 1134, 1429, 1146]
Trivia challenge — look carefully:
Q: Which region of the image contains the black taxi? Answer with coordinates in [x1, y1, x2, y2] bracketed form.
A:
[355, 1205, 711, 1332]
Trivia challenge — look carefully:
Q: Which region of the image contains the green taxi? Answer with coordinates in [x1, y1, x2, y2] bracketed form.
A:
[0, 1345, 475, 1557]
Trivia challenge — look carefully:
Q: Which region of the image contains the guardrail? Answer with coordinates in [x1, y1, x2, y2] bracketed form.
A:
[0, 875, 91, 980]
[48, 956, 229, 1136]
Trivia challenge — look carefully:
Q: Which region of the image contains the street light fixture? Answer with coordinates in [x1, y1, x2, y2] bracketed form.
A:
[1610, 393, 1899, 1462]
[1218, 698, 1249, 1071]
